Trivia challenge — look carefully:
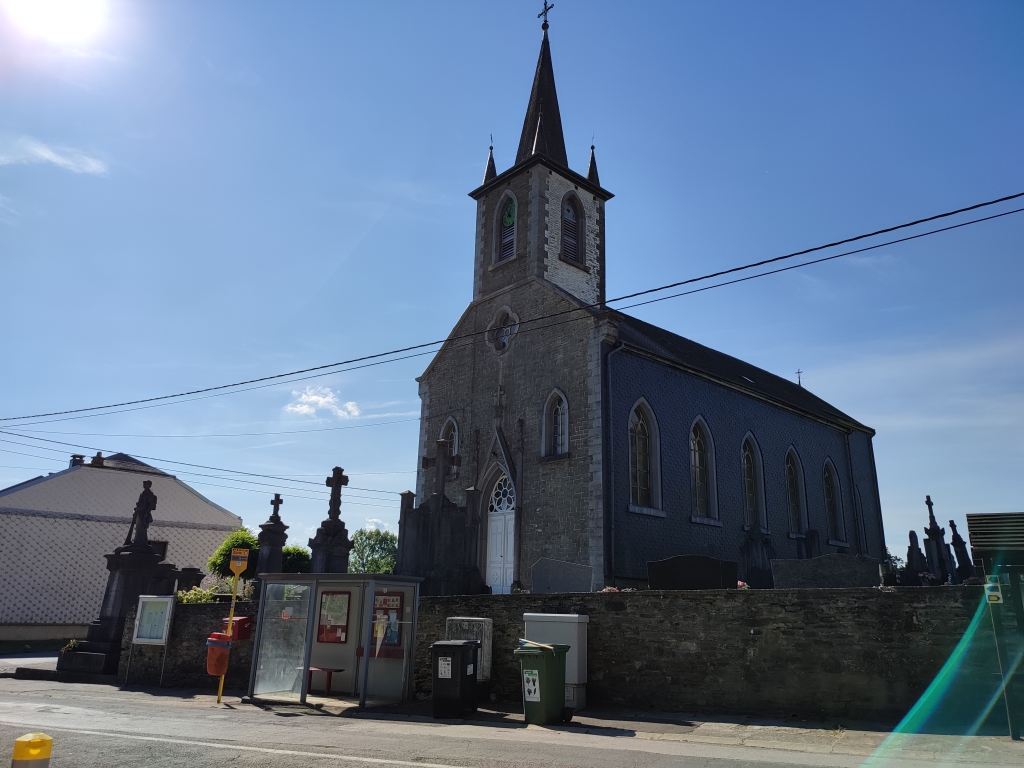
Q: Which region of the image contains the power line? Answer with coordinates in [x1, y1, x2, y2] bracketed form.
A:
[3, 190, 1021, 425]
[0, 434, 403, 496]
[8, 418, 419, 439]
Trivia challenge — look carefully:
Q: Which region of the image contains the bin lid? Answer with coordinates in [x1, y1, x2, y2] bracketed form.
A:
[514, 643, 571, 655]
[523, 613, 589, 623]
[431, 640, 480, 648]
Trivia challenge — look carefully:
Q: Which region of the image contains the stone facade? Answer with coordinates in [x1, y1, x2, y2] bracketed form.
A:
[415, 587, 1012, 722]
[407, 27, 884, 594]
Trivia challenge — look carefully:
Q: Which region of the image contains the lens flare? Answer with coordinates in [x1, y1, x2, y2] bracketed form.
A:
[1, 0, 107, 46]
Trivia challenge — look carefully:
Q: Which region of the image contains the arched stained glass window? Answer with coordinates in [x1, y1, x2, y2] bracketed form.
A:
[742, 440, 759, 527]
[488, 473, 515, 514]
[824, 463, 842, 541]
[499, 198, 516, 261]
[562, 198, 580, 262]
[786, 453, 804, 533]
[548, 394, 567, 456]
[691, 424, 710, 518]
[629, 409, 652, 507]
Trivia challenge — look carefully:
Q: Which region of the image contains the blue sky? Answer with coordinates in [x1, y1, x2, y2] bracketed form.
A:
[1, 1, 1022, 556]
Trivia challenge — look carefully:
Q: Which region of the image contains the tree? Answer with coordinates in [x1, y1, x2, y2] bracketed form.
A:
[208, 528, 259, 580]
[281, 545, 311, 573]
[349, 528, 398, 574]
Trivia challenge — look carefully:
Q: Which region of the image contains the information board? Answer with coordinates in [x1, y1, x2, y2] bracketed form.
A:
[317, 590, 351, 643]
[132, 596, 176, 645]
[373, 590, 404, 647]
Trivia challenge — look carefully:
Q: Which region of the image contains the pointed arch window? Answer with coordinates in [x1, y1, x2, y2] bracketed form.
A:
[440, 419, 459, 477]
[543, 391, 568, 457]
[628, 402, 660, 510]
[561, 197, 581, 262]
[785, 451, 805, 534]
[824, 462, 845, 542]
[740, 435, 766, 529]
[498, 197, 516, 261]
[690, 423, 711, 518]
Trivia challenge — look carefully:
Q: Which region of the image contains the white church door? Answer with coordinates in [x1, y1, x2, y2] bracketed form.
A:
[486, 473, 516, 594]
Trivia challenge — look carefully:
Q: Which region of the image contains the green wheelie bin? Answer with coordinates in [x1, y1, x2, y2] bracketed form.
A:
[513, 643, 572, 725]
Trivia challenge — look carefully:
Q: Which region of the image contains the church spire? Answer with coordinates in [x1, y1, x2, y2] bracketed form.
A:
[586, 144, 600, 186]
[515, 26, 568, 168]
[483, 144, 497, 183]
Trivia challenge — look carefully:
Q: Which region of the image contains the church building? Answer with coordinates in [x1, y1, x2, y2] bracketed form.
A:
[408, 22, 886, 592]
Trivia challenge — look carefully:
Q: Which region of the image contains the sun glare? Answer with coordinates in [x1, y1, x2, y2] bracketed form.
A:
[2, 0, 107, 46]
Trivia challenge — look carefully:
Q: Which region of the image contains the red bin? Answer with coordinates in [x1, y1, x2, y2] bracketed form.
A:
[206, 632, 232, 676]
[222, 616, 251, 640]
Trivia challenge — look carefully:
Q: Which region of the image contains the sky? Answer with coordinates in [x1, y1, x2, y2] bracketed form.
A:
[0, 1, 1022, 558]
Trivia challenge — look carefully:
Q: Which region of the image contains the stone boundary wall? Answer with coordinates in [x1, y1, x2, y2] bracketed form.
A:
[416, 587, 1000, 722]
[118, 602, 257, 691]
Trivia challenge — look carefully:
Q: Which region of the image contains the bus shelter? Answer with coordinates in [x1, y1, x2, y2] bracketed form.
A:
[248, 573, 422, 707]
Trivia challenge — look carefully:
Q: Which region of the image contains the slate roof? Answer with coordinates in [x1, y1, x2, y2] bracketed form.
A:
[0, 455, 241, 527]
[615, 313, 872, 434]
[516, 28, 568, 168]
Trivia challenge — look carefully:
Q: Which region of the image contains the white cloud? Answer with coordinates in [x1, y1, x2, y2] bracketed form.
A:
[0, 136, 107, 175]
[284, 386, 361, 419]
[364, 518, 390, 531]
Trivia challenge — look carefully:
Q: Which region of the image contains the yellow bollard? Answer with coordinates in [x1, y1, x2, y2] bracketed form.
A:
[11, 733, 52, 767]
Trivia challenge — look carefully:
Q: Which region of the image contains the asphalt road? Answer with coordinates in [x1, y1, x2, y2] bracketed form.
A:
[0, 678, 1018, 768]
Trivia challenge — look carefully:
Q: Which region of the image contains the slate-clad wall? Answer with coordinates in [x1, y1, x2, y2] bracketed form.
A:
[608, 348, 881, 582]
[416, 587, 999, 722]
[117, 602, 256, 690]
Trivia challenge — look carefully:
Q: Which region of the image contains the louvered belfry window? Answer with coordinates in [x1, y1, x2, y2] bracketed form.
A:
[562, 199, 579, 261]
[499, 198, 516, 261]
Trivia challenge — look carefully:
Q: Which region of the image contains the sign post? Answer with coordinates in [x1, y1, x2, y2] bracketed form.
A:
[217, 547, 249, 704]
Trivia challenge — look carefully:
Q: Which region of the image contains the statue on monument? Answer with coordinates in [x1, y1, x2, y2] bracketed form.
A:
[120, 480, 157, 552]
[309, 467, 354, 573]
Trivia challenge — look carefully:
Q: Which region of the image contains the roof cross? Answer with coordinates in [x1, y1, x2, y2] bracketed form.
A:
[538, 1, 554, 28]
[325, 466, 349, 520]
[796, 369, 803, 386]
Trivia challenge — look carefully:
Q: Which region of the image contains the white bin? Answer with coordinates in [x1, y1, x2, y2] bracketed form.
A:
[523, 613, 588, 710]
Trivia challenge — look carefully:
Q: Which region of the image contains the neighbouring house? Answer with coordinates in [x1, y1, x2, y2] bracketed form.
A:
[0, 452, 241, 641]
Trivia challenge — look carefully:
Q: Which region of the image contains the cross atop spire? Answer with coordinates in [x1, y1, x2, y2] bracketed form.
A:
[515, 20, 568, 168]
[538, 1, 554, 28]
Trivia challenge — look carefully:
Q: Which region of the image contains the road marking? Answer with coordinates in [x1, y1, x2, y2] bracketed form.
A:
[0, 724, 470, 768]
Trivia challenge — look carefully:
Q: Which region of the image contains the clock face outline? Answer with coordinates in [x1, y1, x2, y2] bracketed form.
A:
[502, 200, 516, 228]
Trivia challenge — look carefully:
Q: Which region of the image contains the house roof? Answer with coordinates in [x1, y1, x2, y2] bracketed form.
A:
[615, 313, 872, 434]
[0, 454, 242, 528]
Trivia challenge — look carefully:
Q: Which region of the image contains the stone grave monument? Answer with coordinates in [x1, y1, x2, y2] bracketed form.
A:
[309, 467, 354, 573]
[531, 558, 593, 594]
[771, 553, 880, 589]
[647, 555, 738, 590]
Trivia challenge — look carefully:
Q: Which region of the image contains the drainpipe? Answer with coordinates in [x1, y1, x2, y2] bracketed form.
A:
[604, 342, 627, 586]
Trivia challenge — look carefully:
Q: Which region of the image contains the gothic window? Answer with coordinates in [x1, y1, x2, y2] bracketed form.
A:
[488, 473, 515, 514]
[629, 401, 660, 509]
[824, 461, 845, 542]
[487, 307, 519, 353]
[561, 197, 581, 262]
[742, 441, 758, 526]
[543, 390, 568, 457]
[785, 450, 805, 534]
[690, 421, 714, 518]
[440, 419, 458, 476]
[498, 197, 516, 261]
[629, 409, 651, 507]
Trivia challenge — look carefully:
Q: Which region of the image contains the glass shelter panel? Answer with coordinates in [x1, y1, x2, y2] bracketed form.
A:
[361, 585, 417, 706]
[253, 582, 313, 700]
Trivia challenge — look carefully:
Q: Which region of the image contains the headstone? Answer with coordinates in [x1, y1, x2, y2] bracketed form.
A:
[771, 554, 880, 589]
[647, 555, 738, 590]
[309, 467, 354, 573]
[949, 521, 975, 582]
[254, 493, 289, 594]
[445, 617, 493, 680]
[531, 558, 593, 594]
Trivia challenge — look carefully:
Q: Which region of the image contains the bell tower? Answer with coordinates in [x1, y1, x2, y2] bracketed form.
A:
[468, 21, 613, 307]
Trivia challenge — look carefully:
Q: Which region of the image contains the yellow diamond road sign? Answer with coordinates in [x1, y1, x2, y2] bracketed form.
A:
[230, 548, 249, 577]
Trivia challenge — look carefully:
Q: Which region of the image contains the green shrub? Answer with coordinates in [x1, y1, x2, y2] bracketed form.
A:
[281, 545, 311, 573]
[207, 528, 259, 580]
[177, 586, 217, 604]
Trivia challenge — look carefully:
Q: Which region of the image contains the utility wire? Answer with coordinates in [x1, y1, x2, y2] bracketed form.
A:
[9, 418, 419, 439]
[3, 191, 1021, 425]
